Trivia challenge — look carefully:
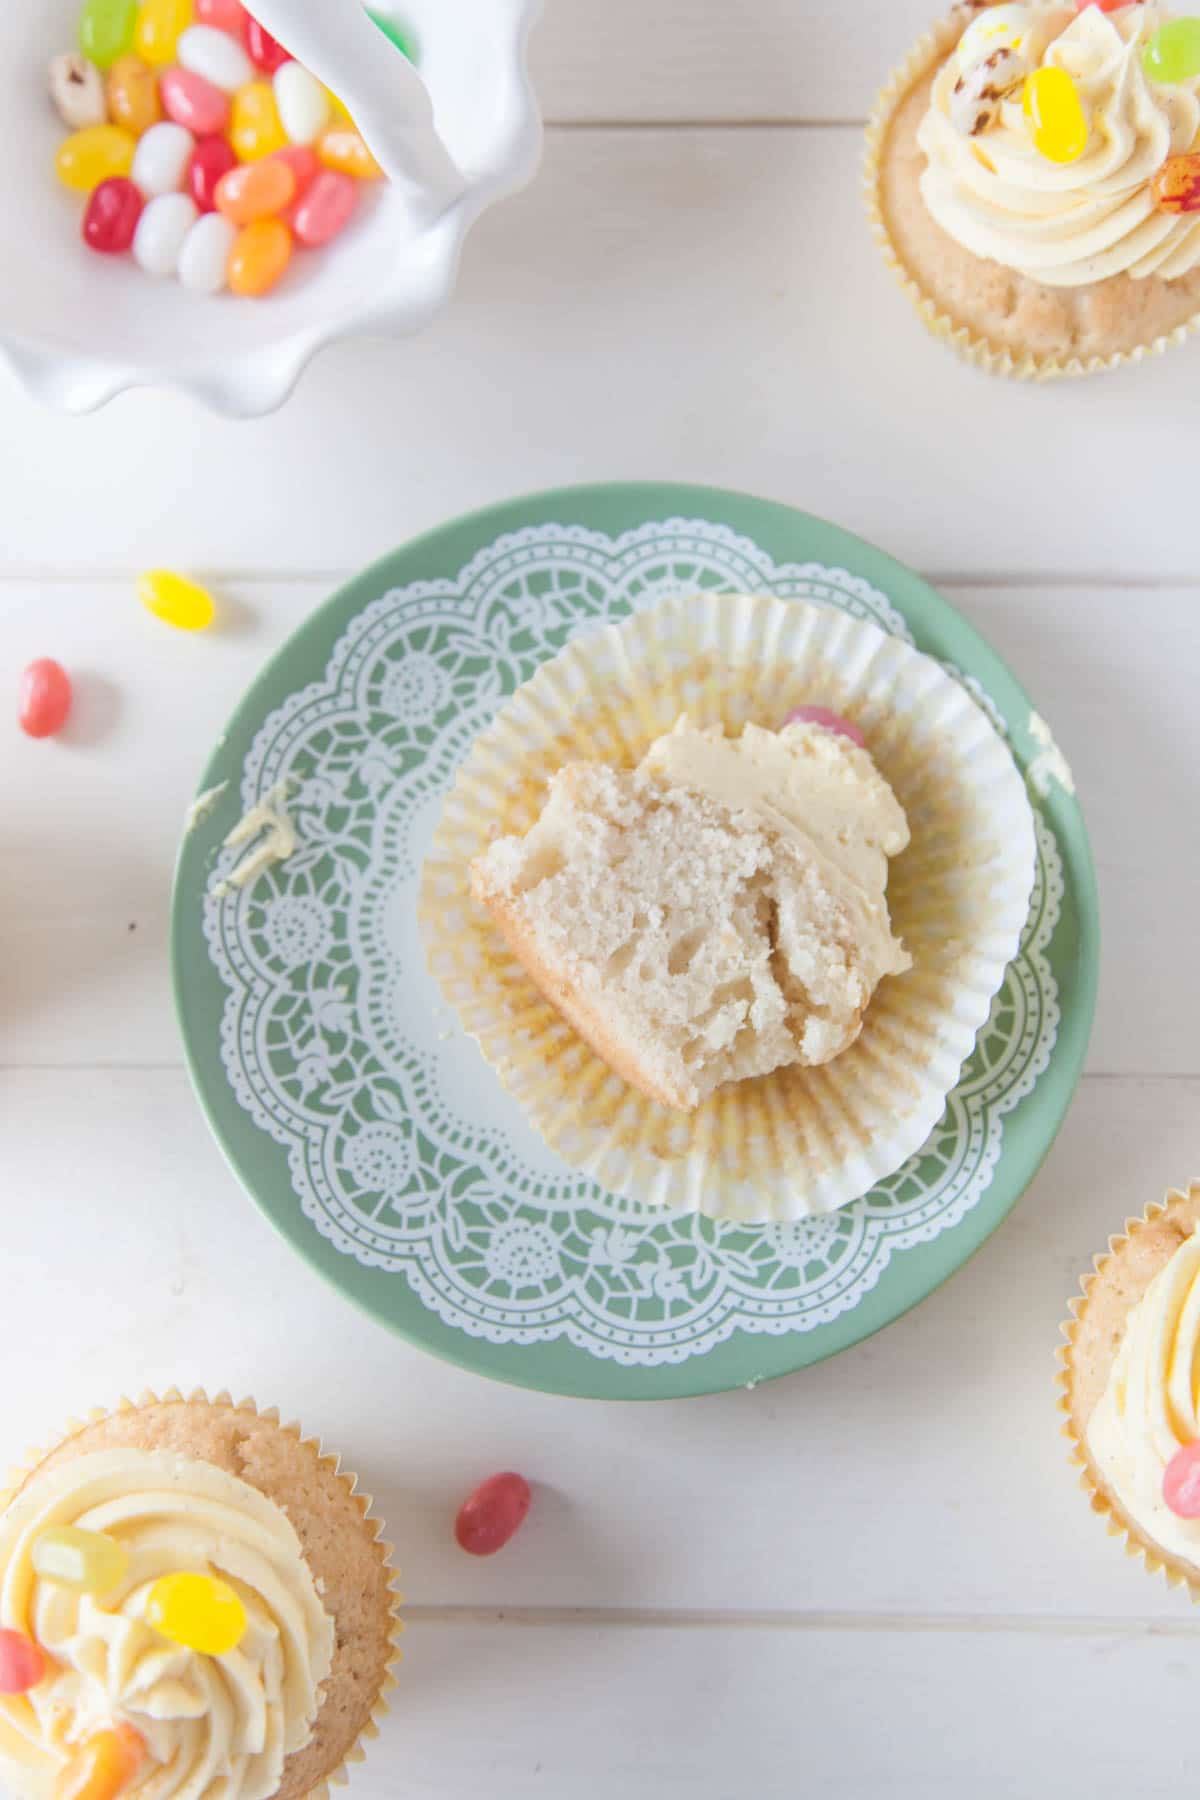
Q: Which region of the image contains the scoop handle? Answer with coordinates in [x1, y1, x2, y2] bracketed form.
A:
[247, 0, 465, 214]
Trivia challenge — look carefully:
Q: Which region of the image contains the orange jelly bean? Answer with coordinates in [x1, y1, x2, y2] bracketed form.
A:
[105, 55, 161, 135]
[56, 1725, 143, 1800]
[317, 126, 382, 180]
[227, 217, 293, 295]
[214, 157, 295, 223]
[1152, 151, 1200, 214]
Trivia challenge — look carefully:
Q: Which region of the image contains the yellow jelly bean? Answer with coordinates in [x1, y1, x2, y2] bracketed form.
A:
[106, 55, 162, 136]
[324, 87, 354, 126]
[1023, 66, 1087, 164]
[138, 569, 216, 631]
[133, 0, 193, 67]
[55, 125, 136, 191]
[228, 218, 293, 296]
[32, 1527, 129, 1595]
[146, 1572, 247, 1655]
[317, 127, 383, 181]
[230, 81, 288, 160]
[55, 1725, 143, 1800]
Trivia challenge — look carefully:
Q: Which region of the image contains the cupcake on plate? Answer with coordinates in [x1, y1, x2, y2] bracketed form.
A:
[867, 1, 1200, 378]
[0, 1390, 400, 1800]
[1060, 1184, 1200, 1592]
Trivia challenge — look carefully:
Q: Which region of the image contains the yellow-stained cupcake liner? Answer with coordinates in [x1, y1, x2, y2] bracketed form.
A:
[1058, 1185, 1200, 1600]
[420, 591, 1037, 1222]
[1, 1388, 402, 1800]
[864, 14, 1200, 382]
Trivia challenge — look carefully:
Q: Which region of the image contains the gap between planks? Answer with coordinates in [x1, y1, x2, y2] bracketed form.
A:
[400, 1604, 1200, 1638]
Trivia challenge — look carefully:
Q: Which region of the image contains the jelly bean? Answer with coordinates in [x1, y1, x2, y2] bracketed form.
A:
[133, 0, 193, 67]
[161, 65, 230, 135]
[274, 61, 329, 146]
[317, 127, 382, 181]
[1144, 18, 1200, 85]
[132, 119, 194, 194]
[178, 210, 236, 291]
[177, 23, 253, 93]
[1163, 1441, 1200, 1517]
[138, 569, 216, 630]
[227, 216, 293, 294]
[215, 155, 295, 222]
[132, 191, 197, 274]
[272, 143, 318, 199]
[1152, 150, 1200, 214]
[1074, 0, 1125, 9]
[245, 17, 291, 74]
[83, 176, 144, 252]
[230, 81, 287, 159]
[324, 87, 354, 127]
[55, 1724, 143, 1800]
[366, 10, 417, 62]
[105, 55, 161, 136]
[783, 705, 866, 748]
[55, 125, 135, 191]
[32, 1527, 127, 1592]
[196, 0, 248, 34]
[0, 1628, 46, 1694]
[1023, 66, 1087, 163]
[146, 1572, 247, 1654]
[292, 168, 357, 246]
[957, 2, 1030, 67]
[186, 132, 237, 210]
[455, 1472, 531, 1556]
[49, 53, 107, 130]
[79, 0, 138, 70]
[19, 660, 72, 740]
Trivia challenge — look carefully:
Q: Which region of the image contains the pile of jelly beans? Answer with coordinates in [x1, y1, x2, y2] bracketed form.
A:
[52, 0, 413, 297]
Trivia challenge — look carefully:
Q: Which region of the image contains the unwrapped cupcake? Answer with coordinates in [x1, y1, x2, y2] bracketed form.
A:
[867, 1, 1200, 377]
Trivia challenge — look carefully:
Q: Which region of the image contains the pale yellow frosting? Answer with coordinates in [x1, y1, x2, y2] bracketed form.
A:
[919, 2, 1200, 287]
[0, 1451, 335, 1800]
[1088, 1229, 1200, 1572]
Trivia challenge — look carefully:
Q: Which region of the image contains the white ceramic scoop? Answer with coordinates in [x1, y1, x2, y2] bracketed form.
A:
[246, 0, 465, 215]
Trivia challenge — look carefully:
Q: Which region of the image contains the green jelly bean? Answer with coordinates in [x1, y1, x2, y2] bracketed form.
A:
[1143, 18, 1200, 85]
[366, 8, 418, 63]
[78, 0, 138, 70]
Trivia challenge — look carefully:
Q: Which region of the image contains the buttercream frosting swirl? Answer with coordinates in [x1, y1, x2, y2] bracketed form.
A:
[918, 3, 1200, 286]
[0, 1451, 334, 1800]
[1089, 1227, 1200, 1571]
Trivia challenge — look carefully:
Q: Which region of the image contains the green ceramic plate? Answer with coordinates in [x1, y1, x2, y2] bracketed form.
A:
[172, 483, 1098, 1400]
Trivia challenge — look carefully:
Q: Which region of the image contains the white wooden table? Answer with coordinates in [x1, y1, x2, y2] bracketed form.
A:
[4, 4, 1200, 1793]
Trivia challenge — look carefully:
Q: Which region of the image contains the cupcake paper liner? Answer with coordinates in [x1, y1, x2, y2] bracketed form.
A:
[864, 14, 1200, 382]
[1058, 1185, 1200, 1599]
[420, 591, 1037, 1222]
[2, 1388, 402, 1800]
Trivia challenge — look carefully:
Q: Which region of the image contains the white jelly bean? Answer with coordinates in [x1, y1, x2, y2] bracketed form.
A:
[131, 120, 195, 196]
[133, 192, 198, 276]
[273, 60, 330, 145]
[176, 23, 254, 93]
[49, 52, 107, 130]
[178, 211, 236, 293]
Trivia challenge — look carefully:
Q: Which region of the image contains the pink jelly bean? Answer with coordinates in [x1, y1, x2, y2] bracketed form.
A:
[246, 17, 290, 72]
[273, 144, 319, 201]
[1163, 1442, 1200, 1517]
[161, 65, 230, 136]
[82, 176, 144, 252]
[783, 704, 865, 748]
[19, 660, 72, 739]
[196, 0, 249, 35]
[0, 1630, 45, 1695]
[455, 1472, 531, 1556]
[292, 169, 358, 246]
[187, 133, 238, 211]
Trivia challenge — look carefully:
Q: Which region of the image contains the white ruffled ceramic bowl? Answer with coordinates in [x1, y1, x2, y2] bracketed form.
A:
[1, 0, 542, 414]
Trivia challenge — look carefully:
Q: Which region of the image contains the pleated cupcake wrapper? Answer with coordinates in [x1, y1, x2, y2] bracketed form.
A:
[864, 14, 1200, 382]
[3, 1388, 402, 1800]
[1058, 1185, 1200, 1601]
[420, 590, 1037, 1222]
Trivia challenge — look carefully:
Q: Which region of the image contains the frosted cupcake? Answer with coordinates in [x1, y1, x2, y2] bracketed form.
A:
[1060, 1184, 1200, 1591]
[867, 2, 1200, 377]
[0, 1391, 399, 1800]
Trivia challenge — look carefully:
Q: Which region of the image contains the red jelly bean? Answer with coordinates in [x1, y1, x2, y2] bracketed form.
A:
[19, 660, 72, 739]
[82, 176, 144, 252]
[455, 1472, 531, 1556]
[161, 65, 230, 135]
[196, 0, 249, 35]
[292, 168, 358, 246]
[246, 18, 290, 72]
[0, 1629, 46, 1694]
[1163, 1441, 1200, 1518]
[783, 704, 866, 748]
[1075, 0, 1127, 9]
[187, 134, 238, 211]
